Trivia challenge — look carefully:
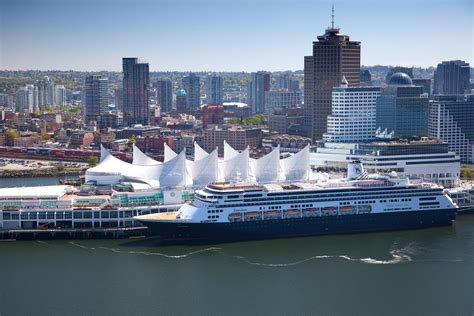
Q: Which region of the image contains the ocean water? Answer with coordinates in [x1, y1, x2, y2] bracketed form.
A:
[0, 178, 473, 315]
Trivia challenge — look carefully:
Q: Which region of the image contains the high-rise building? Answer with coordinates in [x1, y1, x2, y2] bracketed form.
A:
[206, 74, 223, 105]
[433, 60, 470, 95]
[277, 73, 289, 90]
[155, 79, 173, 113]
[54, 85, 67, 106]
[176, 88, 187, 112]
[15, 85, 38, 113]
[122, 57, 150, 126]
[84, 75, 109, 126]
[182, 73, 200, 109]
[304, 11, 361, 141]
[248, 71, 270, 114]
[323, 77, 381, 143]
[202, 104, 224, 128]
[36, 76, 55, 109]
[264, 90, 302, 113]
[412, 78, 432, 95]
[429, 94, 474, 163]
[0, 94, 13, 107]
[376, 73, 429, 139]
[288, 76, 301, 92]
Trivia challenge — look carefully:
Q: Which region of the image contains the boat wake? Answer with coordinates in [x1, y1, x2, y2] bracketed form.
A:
[104, 246, 222, 259]
[225, 243, 416, 267]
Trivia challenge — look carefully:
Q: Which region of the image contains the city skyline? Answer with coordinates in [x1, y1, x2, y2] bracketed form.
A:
[0, 0, 472, 72]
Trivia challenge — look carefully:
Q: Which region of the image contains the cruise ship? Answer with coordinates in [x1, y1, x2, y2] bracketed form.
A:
[135, 161, 458, 242]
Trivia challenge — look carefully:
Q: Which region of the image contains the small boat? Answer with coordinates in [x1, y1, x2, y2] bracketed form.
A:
[283, 209, 300, 219]
[339, 205, 356, 215]
[263, 210, 281, 220]
[243, 211, 262, 221]
[321, 207, 338, 216]
[228, 212, 242, 222]
[302, 208, 320, 217]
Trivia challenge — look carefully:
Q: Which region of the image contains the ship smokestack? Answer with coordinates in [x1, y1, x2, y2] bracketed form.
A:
[347, 160, 368, 180]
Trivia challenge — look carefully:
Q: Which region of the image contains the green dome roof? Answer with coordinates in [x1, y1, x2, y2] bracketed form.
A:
[176, 88, 187, 97]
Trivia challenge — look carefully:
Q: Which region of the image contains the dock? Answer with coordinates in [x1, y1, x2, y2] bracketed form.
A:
[0, 226, 150, 240]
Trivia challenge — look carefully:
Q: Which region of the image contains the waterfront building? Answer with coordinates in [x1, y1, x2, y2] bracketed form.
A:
[203, 126, 262, 156]
[433, 60, 470, 95]
[262, 134, 312, 153]
[206, 74, 223, 105]
[155, 79, 173, 113]
[182, 73, 200, 109]
[312, 139, 460, 188]
[264, 90, 302, 113]
[323, 78, 381, 143]
[376, 73, 429, 139]
[248, 71, 270, 114]
[123, 57, 150, 126]
[304, 14, 360, 141]
[429, 94, 474, 163]
[84, 75, 109, 126]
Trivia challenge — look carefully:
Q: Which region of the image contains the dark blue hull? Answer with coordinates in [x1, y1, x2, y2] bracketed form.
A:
[140, 208, 457, 243]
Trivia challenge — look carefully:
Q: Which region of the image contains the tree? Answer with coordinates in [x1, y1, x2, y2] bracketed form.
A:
[227, 117, 242, 124]
[6, 129, 19, 146]
[41, 132, 51, 141]
[129, 135, 137, 144]
[87, 155, 99, 167]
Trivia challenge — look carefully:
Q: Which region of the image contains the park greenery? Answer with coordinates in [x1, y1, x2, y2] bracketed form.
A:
[227, 114, 266, 126]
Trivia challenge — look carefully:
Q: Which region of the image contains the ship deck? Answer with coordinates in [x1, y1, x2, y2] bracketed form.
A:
[135, 212, 178, 221]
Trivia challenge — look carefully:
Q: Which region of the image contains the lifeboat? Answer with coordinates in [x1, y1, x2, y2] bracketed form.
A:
[302, 208, 320, 217]
[283, 209, 300, 219]
[339, 205, 356, 215]
[228, 212, 242, 222]
[244, 211, 262, 221]
[263, 210, 281, 220]
[321, 206, 338, 216]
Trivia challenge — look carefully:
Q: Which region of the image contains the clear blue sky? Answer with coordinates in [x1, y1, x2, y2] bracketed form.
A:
[0, 0, 472, 71]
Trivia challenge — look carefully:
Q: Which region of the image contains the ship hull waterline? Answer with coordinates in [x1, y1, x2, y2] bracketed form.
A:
[137, 208, 457, 244]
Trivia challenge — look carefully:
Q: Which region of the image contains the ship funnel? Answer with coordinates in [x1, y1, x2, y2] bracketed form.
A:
[347, 160, 368, 180]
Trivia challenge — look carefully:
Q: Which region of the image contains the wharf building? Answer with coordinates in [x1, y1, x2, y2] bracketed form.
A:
[182, 73, 201, 109]
[122, 57, 150, 126]
[304, 14, 360, 141]
[323, 77, 381, 143]
[312, 140, 460, 188]
[248, 71, 270, 114]
[155, 79, 173, 113]
[433, 60, 470, 95]
[375, 73, 429, 139]
[206, 74, 223, 105]
[83, 75, 109, 127]
[429, 94, 474, 164]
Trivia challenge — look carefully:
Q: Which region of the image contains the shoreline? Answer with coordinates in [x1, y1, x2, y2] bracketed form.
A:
[0, 167, 86, 179]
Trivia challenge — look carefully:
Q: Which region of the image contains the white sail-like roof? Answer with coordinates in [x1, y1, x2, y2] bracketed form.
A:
[280, 145, 310, 181]
[194, 142, 208, 161]
[155, 149, 187, 187]
[250, 146, 280, 183]
[99, 145, 109, 163]
[132, 144, 161, 165]
[164, 143, 177, 162]
[187, 148, 219, 186]
[219, 147, 249, 182]
[224, 140, 239, 160]
[88, 142, 313, 188]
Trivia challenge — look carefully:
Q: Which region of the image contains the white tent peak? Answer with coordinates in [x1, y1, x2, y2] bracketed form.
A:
[194, 142, 209, 161]
[164, 142, 178, 162]
[132, 144, 161, 165]
[99, 144, 109, 163]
